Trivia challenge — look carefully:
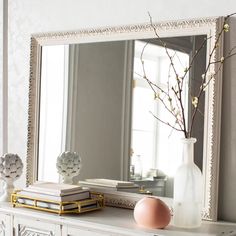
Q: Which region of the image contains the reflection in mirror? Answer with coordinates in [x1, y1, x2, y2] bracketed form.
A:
[39, 41, 130, 183]
[38, 36, 206, 198]
[130, 36, 206, 197]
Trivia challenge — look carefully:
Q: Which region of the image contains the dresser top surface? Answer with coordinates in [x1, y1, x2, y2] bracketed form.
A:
[1, 203, 236, 236]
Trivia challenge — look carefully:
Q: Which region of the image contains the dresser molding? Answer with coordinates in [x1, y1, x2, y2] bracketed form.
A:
[0, 211, 12, 236]
[0, 203, 236, 236]
[18, 226, 54, 236]
[0, 220, 5, 235]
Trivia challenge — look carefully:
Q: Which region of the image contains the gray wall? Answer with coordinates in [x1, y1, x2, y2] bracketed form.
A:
[218, 17, 236, 222]
[1, 0, 236, 221]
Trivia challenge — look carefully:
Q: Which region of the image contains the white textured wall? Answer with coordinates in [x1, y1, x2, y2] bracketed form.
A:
[0, 1, 3, 156]
[6, 0, 236, 221]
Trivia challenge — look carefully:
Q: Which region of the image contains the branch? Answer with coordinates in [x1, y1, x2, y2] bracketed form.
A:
[140, 43, 184, 130]
[149, 111, 184, 133]
[134, 71, 167, 95]
[144, 12, 236, 138]
[189, 14, 236, 137]
[140, 44, 169, 97]
[181, 36, 211, 84]
[148, 12, 188, 137]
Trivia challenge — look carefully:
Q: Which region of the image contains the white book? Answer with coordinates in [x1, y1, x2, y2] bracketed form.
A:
[23, 187, 85, 197]
[85, 185, 140, 193]
[80, 182, 139, 189]
[84, 179, 135, 187]
[17, 198, 78, 210]
[25, 182, 82, 196]
[18, 189, 90, 202]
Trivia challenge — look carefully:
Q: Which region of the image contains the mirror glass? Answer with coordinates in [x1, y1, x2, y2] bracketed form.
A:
[38, 35, 206, 198]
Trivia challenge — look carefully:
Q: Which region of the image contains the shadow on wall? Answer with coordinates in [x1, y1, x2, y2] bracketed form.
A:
[218, 16, 236, 222]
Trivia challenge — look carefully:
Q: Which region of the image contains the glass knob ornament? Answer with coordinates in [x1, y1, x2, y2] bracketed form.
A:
[0, 153, 23, 202]
[56, 151, 81, 184]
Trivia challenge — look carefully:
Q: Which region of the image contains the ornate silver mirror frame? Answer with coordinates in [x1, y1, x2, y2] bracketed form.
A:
[27, 16, 224, 221]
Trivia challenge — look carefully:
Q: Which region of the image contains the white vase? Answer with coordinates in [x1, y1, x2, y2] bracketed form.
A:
[173, 138, 203, 228]
[0, 179, 15, 202]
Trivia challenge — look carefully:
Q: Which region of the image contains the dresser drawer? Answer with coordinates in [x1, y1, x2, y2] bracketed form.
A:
[13, 217, 61, 236]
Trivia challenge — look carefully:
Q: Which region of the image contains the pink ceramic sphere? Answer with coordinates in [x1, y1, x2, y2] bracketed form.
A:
[134, 197, 171, 229]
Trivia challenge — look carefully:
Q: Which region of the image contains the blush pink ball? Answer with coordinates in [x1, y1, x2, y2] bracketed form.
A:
[134, 197, 171, 229]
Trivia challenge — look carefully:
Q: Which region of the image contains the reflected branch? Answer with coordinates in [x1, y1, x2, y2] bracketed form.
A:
[149, 111, 183, 132]
[148, 13, 188, 137]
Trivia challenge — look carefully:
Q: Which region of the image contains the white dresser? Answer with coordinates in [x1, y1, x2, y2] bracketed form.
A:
[0, 203, 236, 236]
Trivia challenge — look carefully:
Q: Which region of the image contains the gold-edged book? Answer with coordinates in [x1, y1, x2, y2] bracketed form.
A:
[11, 190, 104, 215]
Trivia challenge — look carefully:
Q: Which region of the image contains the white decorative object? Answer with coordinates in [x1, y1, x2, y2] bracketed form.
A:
[56, 151, 81, 184]
[173, 138, 203, 228]
[0, 153, 23, 202]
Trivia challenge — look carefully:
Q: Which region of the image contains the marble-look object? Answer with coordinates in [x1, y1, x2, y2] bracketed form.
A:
[56, 151, 81, 184]
[0, 153, 23, 202]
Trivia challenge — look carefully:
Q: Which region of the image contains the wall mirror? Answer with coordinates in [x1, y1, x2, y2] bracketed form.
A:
[27, 17, 224, 221]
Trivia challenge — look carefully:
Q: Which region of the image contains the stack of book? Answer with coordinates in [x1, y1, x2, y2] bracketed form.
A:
[79, 179, 140, 193]
[15, 182, 92, 211]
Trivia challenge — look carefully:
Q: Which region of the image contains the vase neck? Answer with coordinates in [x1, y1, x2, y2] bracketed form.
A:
[181, 138, 196, 164]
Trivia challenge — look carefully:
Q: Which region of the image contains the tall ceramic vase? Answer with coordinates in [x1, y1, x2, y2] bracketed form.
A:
[173, 138, 203, 228]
